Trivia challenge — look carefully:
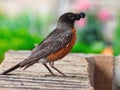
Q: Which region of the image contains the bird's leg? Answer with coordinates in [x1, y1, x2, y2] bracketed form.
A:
[42, 63, 55, 76]
[49, 62, 66, 77]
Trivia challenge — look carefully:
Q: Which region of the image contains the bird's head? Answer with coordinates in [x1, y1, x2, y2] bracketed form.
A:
[57, 12, 85, 28]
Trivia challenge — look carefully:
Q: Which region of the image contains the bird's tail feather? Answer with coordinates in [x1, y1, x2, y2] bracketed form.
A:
[1, 58, 37, 75]
[1, 63, 21, 75]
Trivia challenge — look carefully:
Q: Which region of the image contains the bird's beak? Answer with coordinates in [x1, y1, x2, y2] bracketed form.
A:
[75, 12, 85, 20]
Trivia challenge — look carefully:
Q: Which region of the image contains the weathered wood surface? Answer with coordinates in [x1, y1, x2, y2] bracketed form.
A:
[86, 56, 113, 90]
[113, 56, 120, 90]
[0, 51, 93, 90]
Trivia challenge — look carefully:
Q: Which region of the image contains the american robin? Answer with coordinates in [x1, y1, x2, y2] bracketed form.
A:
[1, 12, 85, 76]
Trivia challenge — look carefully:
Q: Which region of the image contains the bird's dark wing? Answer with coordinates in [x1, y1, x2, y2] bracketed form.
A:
[20, 29, 73, 66]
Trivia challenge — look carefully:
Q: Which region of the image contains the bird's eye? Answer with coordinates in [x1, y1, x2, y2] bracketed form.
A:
[69, 14, 74, 20]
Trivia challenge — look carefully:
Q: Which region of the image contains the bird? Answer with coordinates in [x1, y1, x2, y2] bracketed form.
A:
[1, 12, 85, 76]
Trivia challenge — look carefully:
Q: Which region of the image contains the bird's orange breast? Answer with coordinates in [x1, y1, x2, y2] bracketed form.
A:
[47, 29, 76, 62]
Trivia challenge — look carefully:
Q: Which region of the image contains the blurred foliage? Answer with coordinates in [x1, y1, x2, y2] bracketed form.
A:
[0, 53, 4, 63]
[72, 12, 106, 53]
[0, 12, 48, 63]
[113, 13, 120, 56]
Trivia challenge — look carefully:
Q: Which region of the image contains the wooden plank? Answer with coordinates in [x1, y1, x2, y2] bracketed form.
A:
[93, 56, 113, 90]
[85, 57, 94, 88]
[113, 56, 120, 90]
[0, 51, 92, 90]
[86, 55, 113, 90]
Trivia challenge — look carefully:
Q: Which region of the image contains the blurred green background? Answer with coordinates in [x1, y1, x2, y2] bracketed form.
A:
[0, 0, 119, 63]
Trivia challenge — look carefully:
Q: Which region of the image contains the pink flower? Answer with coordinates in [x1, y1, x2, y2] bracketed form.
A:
[76, 18, 87, 27]
[97, 10, 111, 22]
[73, 0, 90, 11]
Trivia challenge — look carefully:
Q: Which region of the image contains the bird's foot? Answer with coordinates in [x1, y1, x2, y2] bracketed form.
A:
[44, 73, 57, 77]
[60, 73, 67, 77]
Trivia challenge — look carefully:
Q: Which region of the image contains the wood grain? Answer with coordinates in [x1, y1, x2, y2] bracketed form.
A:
[0, 51, 93, 90]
